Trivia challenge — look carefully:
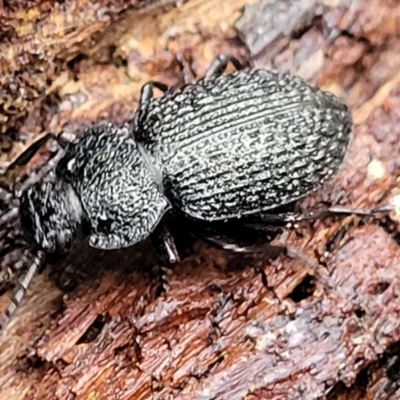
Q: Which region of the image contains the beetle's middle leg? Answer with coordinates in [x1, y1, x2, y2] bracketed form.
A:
[205, 233, 327, 284]
[134, 81, 170, 132]
[217, 222, 334, 291]
[188, 220, 285, 290]
[152, 223, 180, 265]
[150, 222, 180, 298]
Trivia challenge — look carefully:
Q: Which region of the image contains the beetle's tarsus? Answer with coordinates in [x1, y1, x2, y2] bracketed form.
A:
[207, 290, 230, 344]
[326, 204, 392, 217]
[151, 264, 171, 299]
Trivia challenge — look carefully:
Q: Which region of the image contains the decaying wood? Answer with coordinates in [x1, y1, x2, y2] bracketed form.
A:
[1, 0, 400, 399]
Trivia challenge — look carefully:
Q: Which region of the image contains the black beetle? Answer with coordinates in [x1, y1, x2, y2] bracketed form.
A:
[1, 55, 355, 329]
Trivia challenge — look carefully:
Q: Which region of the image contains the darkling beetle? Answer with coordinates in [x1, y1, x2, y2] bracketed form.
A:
[0, 54, 381, 330]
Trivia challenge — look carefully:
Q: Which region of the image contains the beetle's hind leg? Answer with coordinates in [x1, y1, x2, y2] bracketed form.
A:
[223, 221, 334, 292]
[240, 204, 394, 289]
[247, 204, 392, 227]
[204, 233, 285, 259]
[204, 54, 245, 79]
[190, 221, 285, 290]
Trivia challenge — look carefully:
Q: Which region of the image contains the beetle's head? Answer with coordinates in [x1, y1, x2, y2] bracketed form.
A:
[19, 180, 89, 253]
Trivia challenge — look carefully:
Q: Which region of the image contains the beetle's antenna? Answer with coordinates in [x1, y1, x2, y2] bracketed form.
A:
[0, 250, 45, 331]
[0, 132, 68, 196]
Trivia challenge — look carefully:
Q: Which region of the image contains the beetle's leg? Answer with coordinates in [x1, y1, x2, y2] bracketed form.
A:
[15, 149, 66, 197]
[246, 204, 393, 228]
[204, 54, 245, 79]
[0, 250, 45, 332]
[1, 133, 68, 192]
[5, 133, 67, 176]
[189, 219, 278, 256]
[135, 81, 170, 132]
[204, 234, 285, 258]
[201, 232, 285, 298]
[323, 204, 392, 217]
[205, 233, 325, 278]
[198, 216, 331, 286]
[139, 81, 169, 108]
[153, 223, 180, 264]
[207, 285, 231, 344]
[150, 223, 180, 298]
[243, 208, 384, 290]
[219, 223, 332, 289]
[174, 53, 196, 85]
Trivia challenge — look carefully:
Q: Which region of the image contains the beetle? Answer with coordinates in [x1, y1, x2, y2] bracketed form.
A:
[0, 54, 360, 329]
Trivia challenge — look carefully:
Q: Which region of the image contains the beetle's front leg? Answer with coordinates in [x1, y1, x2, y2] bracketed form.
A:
[138, 81, 169, 108]
[134, 81, 170, 132]
[0, 250, 46, 332]
[204, 54, 245, 79]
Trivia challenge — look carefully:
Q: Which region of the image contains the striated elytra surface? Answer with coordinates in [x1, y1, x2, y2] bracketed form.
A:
[137, 68, 353, 221]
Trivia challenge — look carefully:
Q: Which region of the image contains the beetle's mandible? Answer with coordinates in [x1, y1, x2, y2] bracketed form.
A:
[1, 55, 354, 329]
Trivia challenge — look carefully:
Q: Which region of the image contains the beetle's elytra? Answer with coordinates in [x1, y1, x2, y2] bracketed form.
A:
[1, 55, 353, 328]
[136, 68, 352, 222]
